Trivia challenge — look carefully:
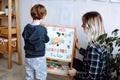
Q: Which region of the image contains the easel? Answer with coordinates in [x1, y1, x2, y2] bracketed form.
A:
[44, 24, 76, 80]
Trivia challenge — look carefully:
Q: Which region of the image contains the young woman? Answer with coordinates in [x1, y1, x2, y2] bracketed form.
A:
[68, 11, 108, 80]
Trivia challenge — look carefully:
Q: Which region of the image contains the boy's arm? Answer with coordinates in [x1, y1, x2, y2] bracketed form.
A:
[44, 28, 49, 43]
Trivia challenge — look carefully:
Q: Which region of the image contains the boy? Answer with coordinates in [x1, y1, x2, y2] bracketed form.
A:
[22, 4, 49, 80]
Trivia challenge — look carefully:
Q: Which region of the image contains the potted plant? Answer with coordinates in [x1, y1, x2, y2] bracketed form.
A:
[97, 29, 120, 80]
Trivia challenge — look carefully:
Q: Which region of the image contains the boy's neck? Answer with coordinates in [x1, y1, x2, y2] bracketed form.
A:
[32, 19, 42, 25]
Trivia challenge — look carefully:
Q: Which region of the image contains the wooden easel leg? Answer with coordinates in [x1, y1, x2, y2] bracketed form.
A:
[8, 52, 12, 69]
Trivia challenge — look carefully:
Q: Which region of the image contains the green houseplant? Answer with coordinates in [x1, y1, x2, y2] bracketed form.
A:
[97, 29, 120, 80]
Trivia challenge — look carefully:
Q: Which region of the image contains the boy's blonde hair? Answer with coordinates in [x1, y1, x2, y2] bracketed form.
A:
[82, 11, 105, 43]
[31, 4, 47, 20]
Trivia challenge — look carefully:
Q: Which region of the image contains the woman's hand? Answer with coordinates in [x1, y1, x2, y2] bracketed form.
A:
[75, 38, 80, 50]
[68, 68, 77, 77]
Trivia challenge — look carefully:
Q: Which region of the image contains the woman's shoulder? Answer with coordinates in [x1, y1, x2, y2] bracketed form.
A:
[90, 43, 106, 49]
[89, 43, 108, 55]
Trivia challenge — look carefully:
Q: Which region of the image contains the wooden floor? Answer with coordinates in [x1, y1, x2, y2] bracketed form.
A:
[0, 58, 69, 80]
[1, 58, 120, 80]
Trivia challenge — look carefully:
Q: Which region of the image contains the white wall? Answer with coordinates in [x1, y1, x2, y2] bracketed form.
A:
[19, 0, 120, 62]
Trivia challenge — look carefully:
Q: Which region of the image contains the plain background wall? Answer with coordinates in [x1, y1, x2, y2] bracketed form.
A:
[18, 0, 120, 63]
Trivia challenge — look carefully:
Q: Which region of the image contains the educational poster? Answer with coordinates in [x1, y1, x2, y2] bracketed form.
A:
[45, 25, 75, 62]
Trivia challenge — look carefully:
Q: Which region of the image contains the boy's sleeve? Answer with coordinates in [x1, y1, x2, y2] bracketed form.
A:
[45, 29, 49, 43]
[22, 27, 26, 39]
[43, 28, 49, 43]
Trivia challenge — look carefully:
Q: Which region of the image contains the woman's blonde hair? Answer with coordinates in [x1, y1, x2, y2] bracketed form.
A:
[82, 11, 105, 43]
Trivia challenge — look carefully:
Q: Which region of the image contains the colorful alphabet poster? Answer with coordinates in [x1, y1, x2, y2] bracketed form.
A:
[45, 25, 76, 62]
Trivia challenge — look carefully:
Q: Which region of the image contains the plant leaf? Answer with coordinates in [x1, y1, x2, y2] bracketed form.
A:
[109, 46, 113, 53]
[105, 37, 114, 45]
[112, 29, 119, 36]
[115, 38, 120, 47]
[96, 33, 107, 44]
[118, 49, 120, 51]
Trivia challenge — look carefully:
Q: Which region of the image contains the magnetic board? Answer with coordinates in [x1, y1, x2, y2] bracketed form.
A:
[45, 25, 76, 62]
